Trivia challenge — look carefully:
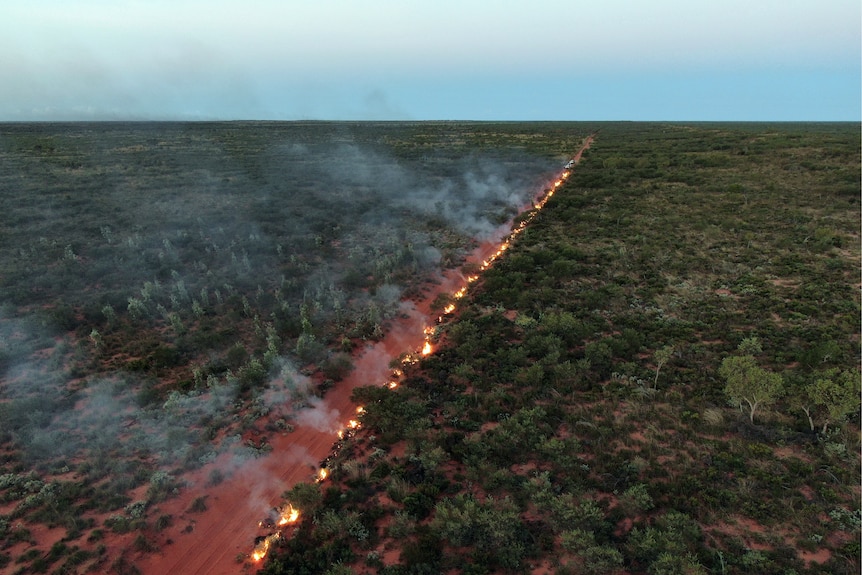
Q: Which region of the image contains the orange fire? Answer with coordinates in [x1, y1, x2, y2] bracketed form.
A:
[421, 341, 433, 356]
[388, 380, 399, 389]
[316, 467, 328, 482]
[278, 504, 300, 526]
[252, 533, 281, 562]
[252, 539, 269, 561]
[443, 303, 456, 314]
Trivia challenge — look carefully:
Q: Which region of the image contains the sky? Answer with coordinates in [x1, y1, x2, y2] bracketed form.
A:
[1, 0, 859, 121]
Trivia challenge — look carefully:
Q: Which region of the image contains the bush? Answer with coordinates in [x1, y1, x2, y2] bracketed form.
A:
[321, 352, 354, 381]
[585, 341, 613, 379]
[188, 496, 208, 513]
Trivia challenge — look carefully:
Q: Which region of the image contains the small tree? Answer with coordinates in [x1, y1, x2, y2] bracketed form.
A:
[795, 369, 861, 434]
[719, 344, 784, 424]
[653, 344, 674, 387]
[789, 383, 818, 433]
[737, 336, 762, 355]
[814, 370, 860, 433]
[283, 481, 322, 513]
[89, 329, 103, 352]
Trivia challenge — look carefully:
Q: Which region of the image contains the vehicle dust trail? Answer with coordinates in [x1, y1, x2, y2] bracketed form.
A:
[134, 137, 592, 575]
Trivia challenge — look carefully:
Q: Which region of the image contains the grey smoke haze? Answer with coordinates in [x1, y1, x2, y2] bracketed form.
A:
[2, 1, 858, 122]
[1, 295, 306, 469]
[291, 141, 557, 239]
[294, 397, 342, 434]
[0, 349, 320, 484]
[0, 123, 564, 531]
[1, 123, 558, 325]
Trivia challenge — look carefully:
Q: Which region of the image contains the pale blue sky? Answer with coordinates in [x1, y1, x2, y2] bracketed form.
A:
[1, 0, 859, 121]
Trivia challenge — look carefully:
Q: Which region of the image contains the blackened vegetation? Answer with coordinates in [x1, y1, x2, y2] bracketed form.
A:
[263, 123, 860, 575]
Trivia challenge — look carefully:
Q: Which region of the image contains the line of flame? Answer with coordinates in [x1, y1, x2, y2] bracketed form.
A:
[250, 158, 578, 564]
[415, 167, 572, 364]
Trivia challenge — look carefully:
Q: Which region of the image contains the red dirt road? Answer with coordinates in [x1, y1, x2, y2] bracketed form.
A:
[132, 140, 592, 575]
[133, 242, 506, 575]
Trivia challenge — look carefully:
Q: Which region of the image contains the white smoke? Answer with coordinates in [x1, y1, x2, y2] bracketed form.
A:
[293, 396, 342, 434]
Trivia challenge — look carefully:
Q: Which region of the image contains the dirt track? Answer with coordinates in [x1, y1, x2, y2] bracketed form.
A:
[133, 253, 494, 575]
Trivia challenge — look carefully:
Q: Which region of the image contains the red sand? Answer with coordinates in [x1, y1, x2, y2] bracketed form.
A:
[132, 235, 510, 575]
[130, 142, 592, 574]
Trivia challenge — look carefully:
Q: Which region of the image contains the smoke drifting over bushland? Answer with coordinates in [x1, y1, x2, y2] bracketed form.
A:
[0, 121, 561, 427]
[0, 123, 569, 565]
[293, 397, 342, 434]
[0, 340, 319, 489]
[287, 140, 557, 239]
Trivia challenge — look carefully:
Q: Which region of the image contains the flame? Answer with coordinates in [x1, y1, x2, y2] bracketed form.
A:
[278, 504, 300, 526]
[388, 380, 399, 389]
[348, 419, 360, 429]
[252, 540, 269, 562]
[316, 467, 328, 482]
[421, 341, 432, 356]
[443, 303, 456, 314]
[252, 533, 280, 562]
[356, 406, 365, 414]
